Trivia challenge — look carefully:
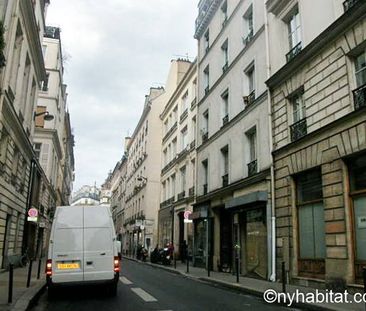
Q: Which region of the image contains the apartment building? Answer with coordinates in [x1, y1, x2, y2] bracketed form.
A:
[193, 0, 272, 278]
[159, 60, 197, 256]
[266, 0, 366, 288]
[35, 26, 74, 207]
[123, 59, 192, 255]
[0, 0, 57, 268]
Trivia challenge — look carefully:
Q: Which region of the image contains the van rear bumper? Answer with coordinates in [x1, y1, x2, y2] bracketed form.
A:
[47, 272, 119, 288]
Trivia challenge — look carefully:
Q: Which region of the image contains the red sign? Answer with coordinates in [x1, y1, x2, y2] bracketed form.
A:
[28, 208, 38, 218]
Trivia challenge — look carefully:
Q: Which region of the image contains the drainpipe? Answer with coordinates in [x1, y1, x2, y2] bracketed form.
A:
[264, 1, 276, 282]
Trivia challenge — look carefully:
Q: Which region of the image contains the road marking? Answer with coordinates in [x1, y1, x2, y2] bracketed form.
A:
[119, 276, 133, 285]
[131, 287, 158, 302]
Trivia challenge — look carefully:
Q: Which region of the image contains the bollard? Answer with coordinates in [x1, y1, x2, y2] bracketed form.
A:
[236, 257, 239, 283]
[26, 260, 33, 288]
[282, 261, 286, 293]
[174, 255, 176, 269]
[37, 259, 42, 279]
[8, 264, 14, 303]
[186, 256, 189, 274]
[207, 259, 210, 277]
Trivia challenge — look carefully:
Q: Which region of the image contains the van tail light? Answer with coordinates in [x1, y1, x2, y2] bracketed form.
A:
[46, 259, 52, 276]
[114, 256, 120, 273]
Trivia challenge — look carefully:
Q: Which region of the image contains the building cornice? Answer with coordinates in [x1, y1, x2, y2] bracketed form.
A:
[194, 0, 223, 39]
[266, 1, 366, 89]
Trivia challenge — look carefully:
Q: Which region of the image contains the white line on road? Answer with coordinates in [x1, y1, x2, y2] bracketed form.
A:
[119, 276, 133, 285]
[131, 287, 158, 302]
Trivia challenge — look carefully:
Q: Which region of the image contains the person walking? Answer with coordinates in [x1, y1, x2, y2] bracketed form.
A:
[181, 240, 188, 263]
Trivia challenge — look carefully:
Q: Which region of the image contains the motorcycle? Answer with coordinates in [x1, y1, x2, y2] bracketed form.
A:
[160, 247, 172, 266]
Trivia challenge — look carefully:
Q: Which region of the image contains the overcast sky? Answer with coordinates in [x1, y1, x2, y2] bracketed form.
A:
[46, 1, 198, 192]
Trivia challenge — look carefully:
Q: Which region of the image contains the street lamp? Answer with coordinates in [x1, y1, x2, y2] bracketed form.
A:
[33, 111, 54, 121]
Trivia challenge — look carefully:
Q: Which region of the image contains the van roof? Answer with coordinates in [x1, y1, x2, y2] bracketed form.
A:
[54, 205, 112, 229]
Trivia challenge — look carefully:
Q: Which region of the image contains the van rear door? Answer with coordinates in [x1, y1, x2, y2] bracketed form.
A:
[52, 207, 84, 283]
[83, 206, 114, 281]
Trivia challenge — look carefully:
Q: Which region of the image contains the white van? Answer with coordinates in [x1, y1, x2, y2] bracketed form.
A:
[46, 205, 120, 297]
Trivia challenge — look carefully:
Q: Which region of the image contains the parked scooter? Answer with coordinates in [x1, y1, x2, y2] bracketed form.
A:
[150, 245, 171, 265]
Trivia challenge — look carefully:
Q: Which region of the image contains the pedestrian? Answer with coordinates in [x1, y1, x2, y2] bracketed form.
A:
[181, 240, 188, 263]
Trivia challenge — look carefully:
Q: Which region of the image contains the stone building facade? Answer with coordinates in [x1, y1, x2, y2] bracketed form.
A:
[159, 60, 197, 255]
[267, 0, 366, 287]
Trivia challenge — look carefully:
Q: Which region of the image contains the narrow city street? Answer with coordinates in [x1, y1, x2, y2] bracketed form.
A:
[30, 260, 301, 311]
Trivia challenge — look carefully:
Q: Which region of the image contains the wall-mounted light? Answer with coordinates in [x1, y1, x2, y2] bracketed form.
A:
[33, 111, 54, 121]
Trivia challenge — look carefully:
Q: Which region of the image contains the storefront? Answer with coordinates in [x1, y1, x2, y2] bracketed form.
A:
[158, 206, 173, 247]
[226, 191, 268, 279]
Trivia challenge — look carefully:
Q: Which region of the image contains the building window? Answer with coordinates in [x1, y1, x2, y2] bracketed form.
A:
[180, 166, 186, 195]
[204, 66, 210, 94]
[204, 30, 209, 53]
[286, 7, 302, 61]
[172, 138, 177, 158]
[202, 110, 209, 142]
[34, 143, 42, 160]
[246, 127, 257, 176]
[290, 91, 307, 141]
[221, 89, 229, 126]
[181, 91, 188, 113]
[41, 72, 50, 91]
[202, 159, 208, 195]
[244, 64, 255, 106]
[296, 169, 325, 276]
[243, 5, 254, 45]
[171, 174, 176, 200]
[221, 0, 228, 27]
[0, 129, 9, 165]
[353, 50, 366, 110]
[221, 145, 229, 187]
[181, 127, 188, 151]
[221, 39, 229, 73]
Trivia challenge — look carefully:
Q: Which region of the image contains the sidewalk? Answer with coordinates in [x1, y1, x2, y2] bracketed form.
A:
[0, 260, 46, 311]
[123, 256, 364, 311]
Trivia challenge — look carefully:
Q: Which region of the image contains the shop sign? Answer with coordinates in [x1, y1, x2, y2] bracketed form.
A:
[27, 208, 38, 222]
[357, 216, 366, 229]
[184, 210, 192, 223]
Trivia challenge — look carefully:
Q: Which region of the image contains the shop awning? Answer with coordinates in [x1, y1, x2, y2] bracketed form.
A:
[225, 191, 267, 210]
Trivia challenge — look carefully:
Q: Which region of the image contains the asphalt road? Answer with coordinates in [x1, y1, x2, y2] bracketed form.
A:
[30, 260, 301, 311]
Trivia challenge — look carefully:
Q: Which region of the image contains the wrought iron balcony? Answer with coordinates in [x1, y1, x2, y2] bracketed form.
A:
[177, 191, 186, 200]
[290, 118, 307, 141]
[180, 108, 188, 123]
[247, 159, 257, 176]
[202, 132, 208, 143]
[203, 184, 208, 195]
[243, 90, 255, 107]
[191, 97, 197, 109]
[189, 186, 195, 197]
[222, 62, 228, 73]
[242, 29, 254, 46]
[353, 83, 366, 111]
[222, 114, 229, 126]
[222, 174, 229, 187]
[343, 0, 360, 11]
[205, 86, 210, 95]
[286, 42, 302, 62]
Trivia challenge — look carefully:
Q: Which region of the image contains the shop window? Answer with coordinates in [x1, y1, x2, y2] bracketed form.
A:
[296, 169, 325, 276]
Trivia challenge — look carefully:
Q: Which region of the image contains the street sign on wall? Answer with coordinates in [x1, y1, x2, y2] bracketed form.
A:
[27, 208, 38, 222]
[184, 210, 192, 223]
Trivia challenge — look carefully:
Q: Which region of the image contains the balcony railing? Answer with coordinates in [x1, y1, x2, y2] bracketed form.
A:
[353, 83, 366, 111]
[242, 29, 254, 46]
[205, 86, 210, 95]
[163, 121, 177, 142]
[202, 132, 208, 143]
[191, 97, 197, 109]
[203, 184, 208, 195]
[290, 118, 307, 141]
[286, 42, 302, 62]
[243, 90, 255, 107]
[189, 186, 195, 197]
[222, 114, 229, 126]
[222, 174, 229, 187]
[160, 196, 175, 209]
[222, 62, 228, 73]
[177, 191, 186, 200]
[247, 159, 257, 176]
[180, 108, 188, 123]
[343, 0, 360, 11]
[190, 140, 196, 149]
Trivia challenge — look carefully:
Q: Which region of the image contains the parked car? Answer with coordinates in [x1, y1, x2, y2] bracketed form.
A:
[46, 205, 120, 298]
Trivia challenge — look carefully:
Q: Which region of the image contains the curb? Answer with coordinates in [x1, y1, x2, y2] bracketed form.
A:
[123, 257, 343, 311]
[9, 280, 46, 311]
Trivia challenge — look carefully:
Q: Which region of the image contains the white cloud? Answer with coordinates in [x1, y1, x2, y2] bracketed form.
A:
[46, 0, 197, 191]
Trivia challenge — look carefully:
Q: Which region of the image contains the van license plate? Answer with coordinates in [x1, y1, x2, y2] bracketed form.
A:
[57, 263, 80, 269]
